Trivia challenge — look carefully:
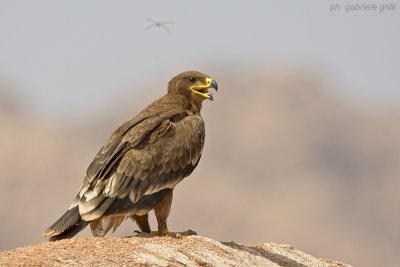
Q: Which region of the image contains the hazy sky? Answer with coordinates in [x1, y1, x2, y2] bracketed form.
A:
[0, 1, 399, 116]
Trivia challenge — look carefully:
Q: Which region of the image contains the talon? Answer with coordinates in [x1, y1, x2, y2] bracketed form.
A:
[184, 229, 197, 236]
[149, 230, 167, 236]
[135, 231, 153, 237]
[139, 229, 197, 238]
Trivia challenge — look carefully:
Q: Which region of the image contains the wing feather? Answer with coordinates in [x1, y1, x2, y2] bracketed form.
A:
[74, 96, 205, 223]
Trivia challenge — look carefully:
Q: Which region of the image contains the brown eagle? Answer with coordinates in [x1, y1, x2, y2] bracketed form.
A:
[43, 71, 218, 241]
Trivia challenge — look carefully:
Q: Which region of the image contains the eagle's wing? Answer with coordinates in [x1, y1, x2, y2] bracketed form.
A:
[71, 101, 205, 223]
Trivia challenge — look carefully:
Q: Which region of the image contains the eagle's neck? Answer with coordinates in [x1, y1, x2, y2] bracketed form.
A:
[189, 100, 202, 115]
[166, 92, 202, 115]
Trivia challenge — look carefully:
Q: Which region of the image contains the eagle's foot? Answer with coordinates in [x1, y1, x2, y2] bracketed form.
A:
[164, 229, 197, 238]
[134, 230, 153, 237]
[175, 229, 197, 237]
[138, 229, 197, 238]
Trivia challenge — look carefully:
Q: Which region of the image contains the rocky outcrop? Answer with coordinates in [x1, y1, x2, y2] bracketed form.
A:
[0, 236, 351, 266]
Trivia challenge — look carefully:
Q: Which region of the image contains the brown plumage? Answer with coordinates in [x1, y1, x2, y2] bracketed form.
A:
[43, 71, 218, 241]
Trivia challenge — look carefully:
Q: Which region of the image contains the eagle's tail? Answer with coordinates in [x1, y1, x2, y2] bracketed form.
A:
[43, 206, 89, 241]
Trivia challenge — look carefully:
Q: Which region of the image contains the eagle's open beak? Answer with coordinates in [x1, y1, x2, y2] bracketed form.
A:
[190, 77, 218, 101]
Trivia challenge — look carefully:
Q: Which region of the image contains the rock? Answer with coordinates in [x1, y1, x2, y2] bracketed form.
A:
[0, 236, 351, 267]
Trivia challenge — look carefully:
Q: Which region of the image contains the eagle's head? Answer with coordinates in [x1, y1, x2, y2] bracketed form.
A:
[167, 71, 218, 104]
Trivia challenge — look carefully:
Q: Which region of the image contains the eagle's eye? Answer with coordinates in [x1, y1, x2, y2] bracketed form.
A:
[188, 77, 196, 83]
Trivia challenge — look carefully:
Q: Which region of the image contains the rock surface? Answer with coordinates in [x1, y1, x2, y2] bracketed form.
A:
[0, 236, 351, 267]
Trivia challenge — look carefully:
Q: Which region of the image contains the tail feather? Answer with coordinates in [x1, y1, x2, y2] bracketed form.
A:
[43, 206, 89, 241]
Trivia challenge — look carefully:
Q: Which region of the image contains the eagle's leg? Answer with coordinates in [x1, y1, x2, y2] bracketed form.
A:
[132, 214, 151, 233]
[154, 190, 173, 235]
[153, 190, 197, 237]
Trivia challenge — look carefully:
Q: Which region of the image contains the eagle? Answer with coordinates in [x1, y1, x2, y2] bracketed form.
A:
[43, 71, 218, 241]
